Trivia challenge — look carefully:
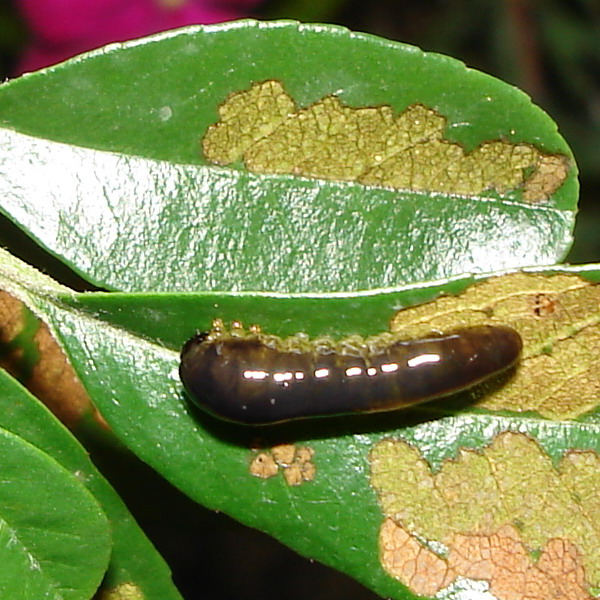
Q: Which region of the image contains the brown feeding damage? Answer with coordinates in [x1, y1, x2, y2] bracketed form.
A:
[388, 272, 600, 420]
[369, 432, 600, 599]
[249, 443, 316, 486]
[202, 80, 569, 202]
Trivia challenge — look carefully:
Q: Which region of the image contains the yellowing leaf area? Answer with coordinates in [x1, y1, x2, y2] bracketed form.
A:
[370, 432, 600, 600]
[202, 80, 569, 202]
[389, 272, 600, 420]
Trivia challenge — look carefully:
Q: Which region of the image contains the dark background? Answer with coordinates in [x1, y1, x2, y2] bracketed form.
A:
[1, 1, 598, 598]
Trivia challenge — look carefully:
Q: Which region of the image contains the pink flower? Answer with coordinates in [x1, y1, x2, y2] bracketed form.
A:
[16, 0, 262, 74]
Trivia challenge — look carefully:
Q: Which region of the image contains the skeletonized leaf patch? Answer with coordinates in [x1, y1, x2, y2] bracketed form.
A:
[203, 80, 570, 203]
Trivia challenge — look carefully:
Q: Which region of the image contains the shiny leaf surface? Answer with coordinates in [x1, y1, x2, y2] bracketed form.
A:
[2, 247, 600, 599]
[0, 21, 578, 292]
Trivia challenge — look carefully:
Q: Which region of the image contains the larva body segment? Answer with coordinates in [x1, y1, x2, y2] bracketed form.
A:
[179, 322, 522, 425]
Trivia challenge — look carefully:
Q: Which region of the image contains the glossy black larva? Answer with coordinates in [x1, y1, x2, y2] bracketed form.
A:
[179, 320, 523, 425]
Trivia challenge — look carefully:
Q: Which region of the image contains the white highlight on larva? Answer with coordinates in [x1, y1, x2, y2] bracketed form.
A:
[345, 366, 363, 377]
[407, 353, 442, 368]
[243, 355, 443, 384]
[273, 372, 294, 383]
[243, 370, 269, 380]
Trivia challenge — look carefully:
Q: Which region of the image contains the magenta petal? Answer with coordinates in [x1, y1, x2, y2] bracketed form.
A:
[15, 0, 263, 74]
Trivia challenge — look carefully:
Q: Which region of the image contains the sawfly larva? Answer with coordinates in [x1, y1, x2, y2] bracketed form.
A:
[179, 320, 522, 425]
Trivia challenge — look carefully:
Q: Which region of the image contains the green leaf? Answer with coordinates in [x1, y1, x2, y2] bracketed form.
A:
[0, 367, 183, 600]
[0, 420, 109, 599]
[0, 20, 577, 293]
[3, 246, 600, 599]
[0, 18, 589, 599]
